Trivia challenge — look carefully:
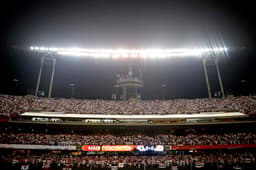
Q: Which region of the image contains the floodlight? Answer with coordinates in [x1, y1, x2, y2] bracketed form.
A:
[30, 46, 228, 59]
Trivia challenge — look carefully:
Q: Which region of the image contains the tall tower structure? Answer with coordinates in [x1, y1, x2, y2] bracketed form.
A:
[114, 64, 143, 100]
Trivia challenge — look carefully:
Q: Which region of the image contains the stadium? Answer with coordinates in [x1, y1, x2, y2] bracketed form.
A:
[1, 0, 256, 170]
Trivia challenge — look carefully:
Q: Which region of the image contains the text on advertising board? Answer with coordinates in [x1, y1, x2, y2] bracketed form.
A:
[136, 145, 164, 152]
[82, 145, 101, 151]
[101, 145, 136, 152]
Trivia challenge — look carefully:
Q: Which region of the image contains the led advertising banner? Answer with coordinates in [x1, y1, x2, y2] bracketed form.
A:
[82, 145, 101, 151]
[82, 145, 164, 152]
[169, 144, 256, 150]
[136, 145, 164, 152]
[82, 145, 136, 152]
[102, 145, 136, 152]
[0, 144, 76, 150]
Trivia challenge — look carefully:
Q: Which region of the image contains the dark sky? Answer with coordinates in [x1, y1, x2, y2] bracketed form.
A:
[0, 0, 255, 99]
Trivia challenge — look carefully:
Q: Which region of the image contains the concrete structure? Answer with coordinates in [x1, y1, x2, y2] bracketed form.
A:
[114, 64, 143, 100]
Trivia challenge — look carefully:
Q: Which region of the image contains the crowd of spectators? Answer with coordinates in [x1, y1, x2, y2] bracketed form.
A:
[1, 152, 255, 169]
[1, 95, 256, 115]
[1, 132, 255, 146]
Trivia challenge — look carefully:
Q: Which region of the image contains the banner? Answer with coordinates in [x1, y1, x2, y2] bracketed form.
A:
[102, 145, 136, 152]
[82, 145, 101, 151]
[136, 145, 164, 152]
[0, 144, 76, 150]
[82, 145, 136, 152]
[0, 118, 9, 122]
[169, 144, 256, 150]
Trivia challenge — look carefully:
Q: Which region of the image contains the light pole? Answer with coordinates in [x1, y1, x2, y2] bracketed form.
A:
[12, 79, 19, 95]
[215, 57, 225, 98]
[203, 57, 212, 99]
[69, 83, 76, 99]
[161, 84, 167, 100]
[240, 80, 246, 95]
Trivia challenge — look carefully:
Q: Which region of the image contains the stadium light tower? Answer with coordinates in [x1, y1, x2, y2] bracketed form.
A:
[34, 52, 56, 98]
[202, 54, 226, 99]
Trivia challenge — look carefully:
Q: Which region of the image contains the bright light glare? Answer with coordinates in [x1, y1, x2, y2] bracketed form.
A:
[30, 46, 228, 59]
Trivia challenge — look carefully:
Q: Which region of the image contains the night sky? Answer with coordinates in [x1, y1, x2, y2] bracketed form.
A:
[0, 0, 255, 100]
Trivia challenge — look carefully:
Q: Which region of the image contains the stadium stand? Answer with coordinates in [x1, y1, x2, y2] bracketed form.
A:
[1, 95, 256, 170]
[1, 151, 256, 170]
[0, 95, 256, 115]
[0, 132, 255, 146]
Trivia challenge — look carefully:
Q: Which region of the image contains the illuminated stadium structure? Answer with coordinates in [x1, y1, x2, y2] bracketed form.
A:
[2, 1, 256, 169]
[29, 46, 228, 58]
[1, 45, 256, 170]
[30, 46, 228, 99]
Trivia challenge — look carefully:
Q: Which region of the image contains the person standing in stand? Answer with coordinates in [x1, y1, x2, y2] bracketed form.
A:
[20, 159, 30, 170]
[62, 158, 73, 170]
[42, 159, 52, 170]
